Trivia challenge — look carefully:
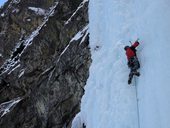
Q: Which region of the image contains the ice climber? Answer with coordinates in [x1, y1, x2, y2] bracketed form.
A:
[124, 40, 140, 84]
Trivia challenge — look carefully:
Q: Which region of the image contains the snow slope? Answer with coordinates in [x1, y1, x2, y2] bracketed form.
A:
[72, 0, 170, 128]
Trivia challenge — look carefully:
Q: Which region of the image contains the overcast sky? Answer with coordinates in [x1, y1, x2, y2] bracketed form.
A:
[0, 0, 7, 7]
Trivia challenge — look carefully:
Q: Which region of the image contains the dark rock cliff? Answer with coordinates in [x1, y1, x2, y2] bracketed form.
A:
[0, 0, 90, 128]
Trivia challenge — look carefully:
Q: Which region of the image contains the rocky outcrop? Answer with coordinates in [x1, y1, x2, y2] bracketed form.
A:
[0, 0, 90, 128]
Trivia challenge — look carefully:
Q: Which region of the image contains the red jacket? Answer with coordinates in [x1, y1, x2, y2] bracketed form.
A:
[125, 42, 139, 60]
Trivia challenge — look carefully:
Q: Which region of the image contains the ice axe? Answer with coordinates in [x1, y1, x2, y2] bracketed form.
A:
[129, 38, 140, 45]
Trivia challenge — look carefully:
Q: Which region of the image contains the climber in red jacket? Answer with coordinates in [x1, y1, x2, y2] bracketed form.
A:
[124, 40, 140, 84]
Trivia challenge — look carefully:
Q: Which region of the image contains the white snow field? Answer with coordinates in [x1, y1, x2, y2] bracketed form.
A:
[72, 0, 170, 128]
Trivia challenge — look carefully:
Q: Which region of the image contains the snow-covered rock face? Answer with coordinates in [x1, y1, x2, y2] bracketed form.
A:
[28, 7, 46, 16]
[0, 0, 90, 128]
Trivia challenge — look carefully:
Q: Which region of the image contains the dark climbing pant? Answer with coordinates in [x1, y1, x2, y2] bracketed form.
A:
[128, 57, 140, 72]
[128, 56, 140, 83]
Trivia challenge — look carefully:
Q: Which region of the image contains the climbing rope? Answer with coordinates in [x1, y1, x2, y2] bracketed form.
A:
[134, 78, 141, 128]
